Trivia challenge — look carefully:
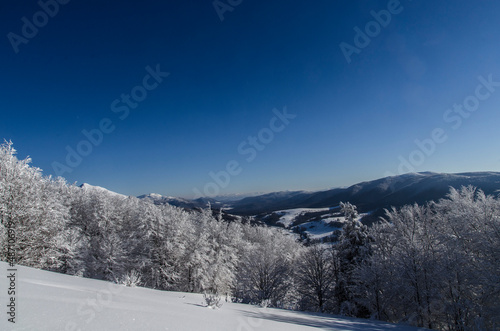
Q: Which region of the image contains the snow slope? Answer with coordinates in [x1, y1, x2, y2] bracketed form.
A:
[298, 218, 343, 240]
[274, 208, 332, 228]
[271, 208, 371, 241]
[0, 262, 424, 331]
[79, 183, 128, 199]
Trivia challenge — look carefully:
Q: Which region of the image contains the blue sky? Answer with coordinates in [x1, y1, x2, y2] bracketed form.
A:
[1, 0, 500, 198]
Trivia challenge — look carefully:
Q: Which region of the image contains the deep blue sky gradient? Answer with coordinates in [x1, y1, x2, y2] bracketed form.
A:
[1, 0, 500, 197]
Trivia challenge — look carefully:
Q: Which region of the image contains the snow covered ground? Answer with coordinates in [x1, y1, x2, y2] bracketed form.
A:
[274, 208, 333, 228]
[273, 208, 370, 241]
[0, 262, 425, 331]
[297, 218, 343, 240]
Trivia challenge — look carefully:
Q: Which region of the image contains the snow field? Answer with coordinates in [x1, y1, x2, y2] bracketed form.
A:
[0, 262, 424, 331]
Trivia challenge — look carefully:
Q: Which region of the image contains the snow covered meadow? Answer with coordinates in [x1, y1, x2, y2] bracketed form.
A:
[271, 207, 370, 241]
[0, 262, 426, 331]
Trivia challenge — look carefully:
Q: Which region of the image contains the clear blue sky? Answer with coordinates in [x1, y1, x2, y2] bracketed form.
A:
[1, 0, 500, 198]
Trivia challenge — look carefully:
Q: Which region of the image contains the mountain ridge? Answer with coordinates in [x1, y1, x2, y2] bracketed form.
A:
[227, 171, 500, 215]
[82, 171, 500, 217]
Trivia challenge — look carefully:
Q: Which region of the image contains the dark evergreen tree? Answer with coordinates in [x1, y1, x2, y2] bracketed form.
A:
[333, 202, 372, 317]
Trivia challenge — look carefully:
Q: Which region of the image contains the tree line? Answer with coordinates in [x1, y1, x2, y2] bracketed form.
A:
[1, 141, 498, 330]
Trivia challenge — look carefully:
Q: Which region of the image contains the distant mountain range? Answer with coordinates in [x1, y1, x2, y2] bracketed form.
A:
[227, 172, 500, 215]
[84, 171, 500, 220]
[137, 193, 219, 209]
[136, 193, 264, 210]
[78, 172, 500, 236]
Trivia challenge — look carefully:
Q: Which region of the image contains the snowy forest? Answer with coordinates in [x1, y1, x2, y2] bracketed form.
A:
[0, 140, 499, 331]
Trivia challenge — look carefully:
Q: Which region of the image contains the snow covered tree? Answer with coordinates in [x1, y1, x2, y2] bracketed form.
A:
[146, 203, 191, 290]
[69, 186, 127, 281]
[354, 219, 398, 321]
[297, 245, 334, 312]
[41, 177, 81, 274]
[333, 202, 372, 317]
[0, 141, 70, 269]
[360, 187, 500, 329]
[433, 186, 500, 330]
[200, 211, 241, 297]
[377, 204, 441, 328]
[177, 207, 241, 297]
[235, 225, 302, 308]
